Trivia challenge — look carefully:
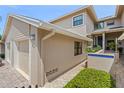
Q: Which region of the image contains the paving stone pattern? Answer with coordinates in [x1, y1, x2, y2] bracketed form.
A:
[44, 61, 86, 88]
[0, 61, 29, 88]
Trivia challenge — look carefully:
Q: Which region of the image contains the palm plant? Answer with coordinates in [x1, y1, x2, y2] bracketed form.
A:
[108, 42, 115, 51]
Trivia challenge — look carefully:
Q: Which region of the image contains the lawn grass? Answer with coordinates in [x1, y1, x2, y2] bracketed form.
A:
[64, 68, 115, 88]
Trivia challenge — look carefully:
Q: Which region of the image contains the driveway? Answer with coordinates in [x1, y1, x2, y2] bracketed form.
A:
[0, 61, 29, 88]
[0, 60, 85, 88]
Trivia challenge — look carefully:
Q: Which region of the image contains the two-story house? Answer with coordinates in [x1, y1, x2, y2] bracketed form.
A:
[2, 5, 124, 87]
[2, 6, 94, 87]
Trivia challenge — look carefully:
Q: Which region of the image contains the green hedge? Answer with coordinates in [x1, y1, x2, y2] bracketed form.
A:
[64, 68, 115, 88]
[85, 45, 101, 53]
[0, 53, 5, 59]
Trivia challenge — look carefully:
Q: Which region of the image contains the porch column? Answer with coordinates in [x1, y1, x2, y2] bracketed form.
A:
[115, 38, 118, 52]
[102, 33, 105, 53]
[93, 36, 95, 47]
[96, 36, 98, 45]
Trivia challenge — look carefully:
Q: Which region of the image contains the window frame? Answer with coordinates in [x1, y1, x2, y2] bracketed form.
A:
[74, 41, 82, 56]
[106, 20, 115, 26]
[72, 14, 84, 27]
[94, 21, 104, 30]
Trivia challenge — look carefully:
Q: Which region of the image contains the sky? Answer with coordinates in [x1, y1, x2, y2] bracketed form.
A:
[0, 5, 116, 35]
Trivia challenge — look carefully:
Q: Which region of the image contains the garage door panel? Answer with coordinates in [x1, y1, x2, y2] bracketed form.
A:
[18, 40, 29, 75]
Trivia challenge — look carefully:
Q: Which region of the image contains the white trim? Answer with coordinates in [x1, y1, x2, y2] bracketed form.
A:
[16, 68, 30, 80]
[3, 14, 92, 42]
[118, 32, 124, 40]
[11, 15, 40, 28]
[49, 5, 89, 23]
[15, 37, 30, 42]
[92, 27, 124, 35]
[71, 13, 85, 28]
[49, 5, 97, 23]
[42, 32, 55, 41]
[102, 33, 105, 53]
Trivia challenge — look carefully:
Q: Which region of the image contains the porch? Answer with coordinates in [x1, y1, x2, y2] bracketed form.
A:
[92, 31, 124, 54]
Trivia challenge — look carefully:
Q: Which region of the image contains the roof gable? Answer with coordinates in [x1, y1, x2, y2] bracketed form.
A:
[2, 14, 92, 42]
[50, 5, 98, 23]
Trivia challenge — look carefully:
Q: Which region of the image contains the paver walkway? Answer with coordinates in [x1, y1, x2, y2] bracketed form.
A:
[0, 60, 85, 88]
[110, 55, 124, 88]
[0, 61, 29, 88]
[44, 61, 86, 88]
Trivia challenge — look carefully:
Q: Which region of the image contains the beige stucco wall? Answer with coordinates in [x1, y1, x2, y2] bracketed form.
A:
[51, 10, 86, 28]
[51, 10, 95, 36]
[5, 17, 43, 86]
[51, 10, 89, 36]
[43, 33, 87, 81]
[86, 12, 94, 35]
[5, 16, 89, 86]
[5, 18, 29, 43]
[5, 18, 30, 66]
[102, 18, 121, 29]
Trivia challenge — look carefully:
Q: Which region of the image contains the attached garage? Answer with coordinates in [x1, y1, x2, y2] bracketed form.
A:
[18, 40, 29, 75]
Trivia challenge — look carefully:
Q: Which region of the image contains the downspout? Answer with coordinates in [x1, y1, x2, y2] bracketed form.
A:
[41, 30, 55, 86]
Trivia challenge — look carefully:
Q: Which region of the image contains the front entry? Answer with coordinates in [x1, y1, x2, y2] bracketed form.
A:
[93, 36, 102, 48]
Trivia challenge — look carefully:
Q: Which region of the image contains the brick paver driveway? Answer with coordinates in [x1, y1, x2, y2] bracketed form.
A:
[0, 61, 29, 88]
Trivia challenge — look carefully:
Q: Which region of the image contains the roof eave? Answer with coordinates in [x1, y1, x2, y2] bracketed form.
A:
[2, 14, 92, 42]
[39, 21, 92, 42]
[49, 5, 98, 23]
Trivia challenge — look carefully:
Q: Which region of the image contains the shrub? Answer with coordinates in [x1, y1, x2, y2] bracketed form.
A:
[0, 53, 5, 59]
[107, 42, 115, 51]
[85, 45, 102, 53]
[64, 68, 115, 88]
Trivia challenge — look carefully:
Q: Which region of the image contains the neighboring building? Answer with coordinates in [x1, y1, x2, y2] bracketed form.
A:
[0, 41, 5, 54]
[2, 5, 124, 87]
[2, 14, 91, 86]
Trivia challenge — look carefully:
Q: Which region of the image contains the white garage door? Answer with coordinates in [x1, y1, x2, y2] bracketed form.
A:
[18, 40, 29, 75]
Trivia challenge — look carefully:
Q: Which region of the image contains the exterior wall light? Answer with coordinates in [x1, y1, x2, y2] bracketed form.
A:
[30, 34, 35, 40]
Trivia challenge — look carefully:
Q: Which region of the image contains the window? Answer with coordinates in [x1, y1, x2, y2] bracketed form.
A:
[73, 15, 83, 26]
[107, 20, 114, 26]
[94, 22, 104, 30]
[74, 41, 82, 56]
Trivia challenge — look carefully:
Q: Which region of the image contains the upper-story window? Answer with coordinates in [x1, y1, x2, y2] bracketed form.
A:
[94, 21, 104, 30]
[73, 14, 84, 26]
[107, 20, 114, 26]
